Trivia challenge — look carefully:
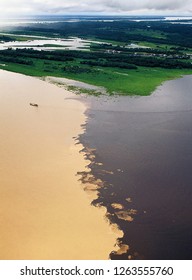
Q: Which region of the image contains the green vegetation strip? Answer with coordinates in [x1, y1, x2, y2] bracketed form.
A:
[0, 51, 192, 96]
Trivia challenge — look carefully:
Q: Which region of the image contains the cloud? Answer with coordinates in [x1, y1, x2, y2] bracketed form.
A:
[0, 0, 192, 16]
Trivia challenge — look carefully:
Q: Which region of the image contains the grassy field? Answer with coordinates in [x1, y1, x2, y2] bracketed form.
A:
[1, 57, 192, 96]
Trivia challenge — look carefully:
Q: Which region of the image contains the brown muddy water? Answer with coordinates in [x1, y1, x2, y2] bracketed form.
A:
[79, 75, 192, 260]
[0, 70, 121, 260]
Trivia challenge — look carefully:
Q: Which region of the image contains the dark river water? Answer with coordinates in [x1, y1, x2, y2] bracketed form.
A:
[80, 75, 192, 260]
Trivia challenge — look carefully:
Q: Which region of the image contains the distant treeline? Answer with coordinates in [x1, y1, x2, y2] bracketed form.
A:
[81, 57, 192, 69]
[0, 35, 15, 42]
[81, 60, 137, 69]
[12, 20, 192, 48]
[0, 48, 74, 63]
[91, 43, 190, 56]
[0, 50, 34, 65]
[0, 48, 191, 70]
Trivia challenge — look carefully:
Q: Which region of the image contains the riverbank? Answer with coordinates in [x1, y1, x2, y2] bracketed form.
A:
[0, 70, 121, 260]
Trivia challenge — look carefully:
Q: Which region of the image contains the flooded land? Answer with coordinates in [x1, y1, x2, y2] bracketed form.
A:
[0, 70, 121, 260]
[0, 35, 91, 51]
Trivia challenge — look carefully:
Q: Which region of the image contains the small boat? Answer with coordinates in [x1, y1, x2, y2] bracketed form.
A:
[30, 103, 38, 107]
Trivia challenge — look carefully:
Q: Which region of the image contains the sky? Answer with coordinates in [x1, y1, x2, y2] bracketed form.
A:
[0, 0, 192, 17]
